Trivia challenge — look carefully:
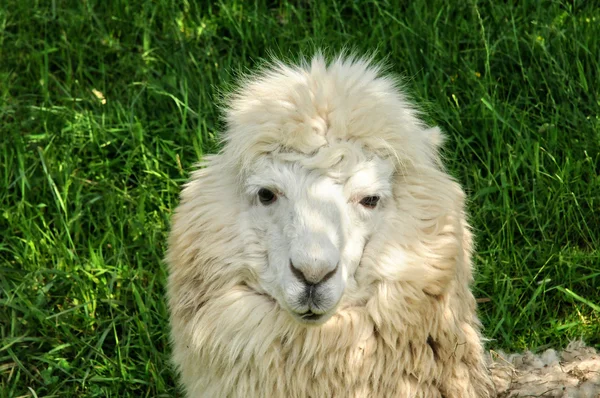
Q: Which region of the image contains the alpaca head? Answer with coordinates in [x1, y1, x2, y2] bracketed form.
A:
[206, 54, 453, 327]
[171, 54, 457, 329]
[241, 152, 395, 324]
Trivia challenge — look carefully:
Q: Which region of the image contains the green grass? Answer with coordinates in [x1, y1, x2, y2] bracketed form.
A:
[1, 0, 599, 396]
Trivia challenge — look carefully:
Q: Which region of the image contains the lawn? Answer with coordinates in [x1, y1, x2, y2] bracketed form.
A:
[1, 0, 599, 396]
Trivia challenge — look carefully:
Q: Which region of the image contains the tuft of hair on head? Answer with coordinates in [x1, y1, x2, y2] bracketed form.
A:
[218, 51, 449, 185]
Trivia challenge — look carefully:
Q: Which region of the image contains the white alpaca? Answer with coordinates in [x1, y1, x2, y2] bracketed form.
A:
[166, 54, 496, 397]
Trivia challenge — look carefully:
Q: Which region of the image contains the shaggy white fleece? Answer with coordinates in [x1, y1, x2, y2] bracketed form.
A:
[491, 341, 600, 397]
[166, 54, 496, 397]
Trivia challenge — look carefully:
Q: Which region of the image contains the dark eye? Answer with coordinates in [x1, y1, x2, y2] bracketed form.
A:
[359, 195, 380, 209]
[258, 188, 277, 205]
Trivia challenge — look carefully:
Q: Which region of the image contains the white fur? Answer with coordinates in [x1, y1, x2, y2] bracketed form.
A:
[491, 341, 600, 397]
[166, 54, 495, 397]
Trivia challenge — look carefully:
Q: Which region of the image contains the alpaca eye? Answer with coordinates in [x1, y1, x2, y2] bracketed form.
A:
[258, 188, 277, 205]
[360, 195, 380, 209]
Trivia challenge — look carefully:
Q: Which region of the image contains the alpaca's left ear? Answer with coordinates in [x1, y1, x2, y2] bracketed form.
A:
[424, 126, 446, 150]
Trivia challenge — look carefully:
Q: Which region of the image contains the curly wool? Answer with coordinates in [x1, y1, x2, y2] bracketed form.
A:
[490, 341, 600, 398]
[166, 54, 496, 397]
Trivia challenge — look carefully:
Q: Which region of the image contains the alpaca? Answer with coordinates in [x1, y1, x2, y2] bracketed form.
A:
[166, 54, 496, 397]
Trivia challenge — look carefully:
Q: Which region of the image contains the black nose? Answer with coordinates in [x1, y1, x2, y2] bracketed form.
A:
[290, 261, 338, 286]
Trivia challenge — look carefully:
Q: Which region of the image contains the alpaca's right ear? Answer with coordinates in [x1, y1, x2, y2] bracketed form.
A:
[424, 126, 446, 150]
[423, 126, 447, 169]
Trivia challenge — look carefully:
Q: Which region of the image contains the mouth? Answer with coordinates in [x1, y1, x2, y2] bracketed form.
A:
[299, 310, 324, 321]
[292, 308, 335, 325]
[243, 283, 335, 325]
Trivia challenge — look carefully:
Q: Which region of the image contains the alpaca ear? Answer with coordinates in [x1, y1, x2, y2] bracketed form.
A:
[424, 126, 446, 150]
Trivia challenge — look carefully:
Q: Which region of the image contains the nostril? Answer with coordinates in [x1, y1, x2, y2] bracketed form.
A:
[290, 260, 311, 285]
[321, 264, 338, 284]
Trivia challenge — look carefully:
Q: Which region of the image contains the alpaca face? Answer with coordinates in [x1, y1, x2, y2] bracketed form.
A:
[244, 153, 394, 325]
